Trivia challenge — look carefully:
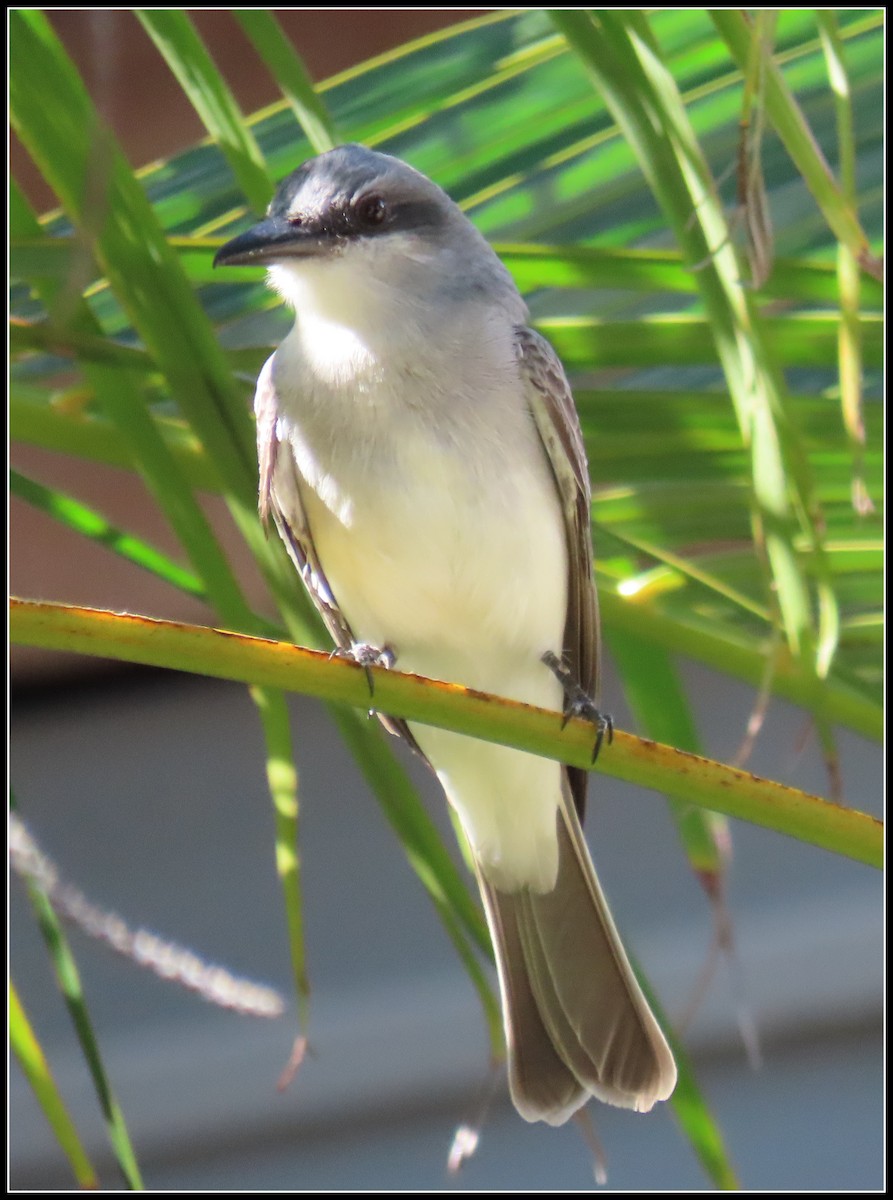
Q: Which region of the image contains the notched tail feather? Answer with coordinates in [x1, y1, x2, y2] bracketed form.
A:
[479, 868, 585, 1125]
[479, 801, 676, 1124]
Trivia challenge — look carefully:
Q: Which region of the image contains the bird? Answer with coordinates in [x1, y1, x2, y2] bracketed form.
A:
[214, 144, 676, 1124]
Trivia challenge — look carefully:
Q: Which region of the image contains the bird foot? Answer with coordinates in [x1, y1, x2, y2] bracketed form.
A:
[332, 642, 396, 699]
[541, 650, 614, 764]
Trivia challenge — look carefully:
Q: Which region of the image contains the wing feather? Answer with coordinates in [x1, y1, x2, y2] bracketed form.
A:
[515, 325, 600, 818]
[255, 354, 418, 747]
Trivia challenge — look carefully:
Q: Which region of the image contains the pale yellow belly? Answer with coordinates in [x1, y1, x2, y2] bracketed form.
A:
[299, 439, 567, 703]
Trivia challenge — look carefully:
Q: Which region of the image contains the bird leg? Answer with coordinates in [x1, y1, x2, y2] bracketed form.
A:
[541, 650, 614, 764]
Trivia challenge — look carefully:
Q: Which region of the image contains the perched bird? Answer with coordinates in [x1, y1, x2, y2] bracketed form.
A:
[214, 144, 676, 1124]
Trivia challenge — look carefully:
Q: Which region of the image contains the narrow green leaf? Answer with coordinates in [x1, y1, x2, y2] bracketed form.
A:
[10, 389, 222, 491]
[638, 972, 740, 1189]
[736, 11, 777, 289]
[710, 10, 882, 279]
[597, 588, 879, 739]
[545, 313, 880, 370]
[9, 982, 99, 1190]
[250, 685, 311, 1029]
[10, 469, 207, 599]
[597, 523, 770, 623]
[495, 244, 883, 307]
[817, 11, 873, 520]
[10, 11, 259, 507]
[11, 318, 154, 371]
[233, 10, 339, 152]
[607, 629, 727, 877]
[11, 796, 144, 1189]
[326, 703, 492, 958]
[9, 180, 258, 636]
[136, 9, 272, 212]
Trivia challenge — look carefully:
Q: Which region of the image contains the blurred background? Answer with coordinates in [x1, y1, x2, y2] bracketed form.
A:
[10, 10, 883, 1191]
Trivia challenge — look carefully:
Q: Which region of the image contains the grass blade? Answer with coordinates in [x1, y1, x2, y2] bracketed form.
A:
[11, 468, 207, 599]
[710, 10, 882, 279]
[9, 157, 258, 634]
[250, 686, 310, 1028]
[639, 973, 740, 1189]
[11, 799, 144, 1190]
[10, 388, 221, 490]
[607, 629, 727, 880]
[136, 9, 272, 212]
[816, 11, 873, 519]
[736, 11, 778, 289]
[233, 10, 339, 152]
[9, 982, 100, 1190]
[598, 588, 880, 741]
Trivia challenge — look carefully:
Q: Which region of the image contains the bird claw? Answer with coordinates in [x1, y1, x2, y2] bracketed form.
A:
[541, 650, 614, 764]
[332, 642, 396, 700]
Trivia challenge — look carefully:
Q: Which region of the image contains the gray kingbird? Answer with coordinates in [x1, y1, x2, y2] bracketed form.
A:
[214, 144, 676, 1124]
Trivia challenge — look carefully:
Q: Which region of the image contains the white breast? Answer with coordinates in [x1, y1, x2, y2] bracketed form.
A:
[272, 308, 567, 706]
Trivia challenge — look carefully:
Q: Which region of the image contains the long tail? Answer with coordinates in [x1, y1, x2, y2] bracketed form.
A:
[477, 791, 677, 1125]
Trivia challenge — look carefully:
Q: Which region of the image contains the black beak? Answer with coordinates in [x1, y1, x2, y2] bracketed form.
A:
[213, 215, 331, 268]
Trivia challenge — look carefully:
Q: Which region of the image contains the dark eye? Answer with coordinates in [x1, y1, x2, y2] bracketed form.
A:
[355, 194, 387, 227]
